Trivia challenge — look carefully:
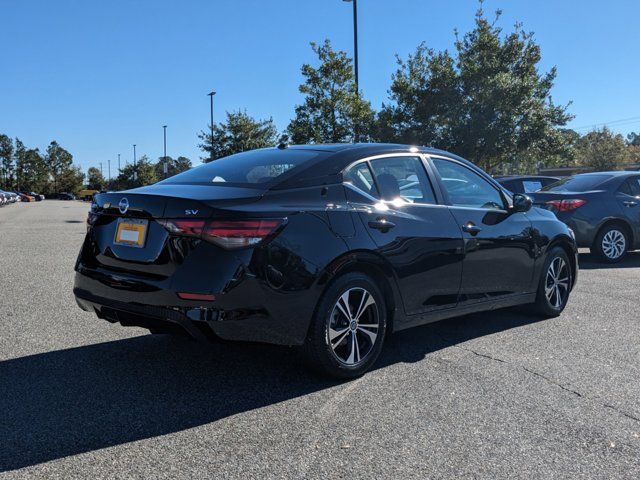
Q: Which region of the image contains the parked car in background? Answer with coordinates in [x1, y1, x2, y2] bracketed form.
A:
[23, 191, 44, 201]
[78, 189, 99, 201]
[74, 143, 577, 378]
[16, 192, 35, 202]
[529, 171, 640, 263]
[0, 191, 8, 205]
[58, 192, 76, 200]
[495, 175, 561, 194]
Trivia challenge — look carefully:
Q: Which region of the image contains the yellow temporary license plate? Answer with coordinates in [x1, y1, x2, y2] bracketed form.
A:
[114, 218, 148, 248]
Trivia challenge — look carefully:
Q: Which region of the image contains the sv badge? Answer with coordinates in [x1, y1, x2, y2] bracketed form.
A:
[185, 209, 199, 216]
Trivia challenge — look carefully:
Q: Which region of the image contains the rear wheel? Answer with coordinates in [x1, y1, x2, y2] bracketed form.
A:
[304, 272, 387, 379]
[592, 224, 629, 263]
[532, 247, 572, 317]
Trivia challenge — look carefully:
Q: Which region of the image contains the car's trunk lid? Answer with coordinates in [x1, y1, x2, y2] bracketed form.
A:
[87, 184, 264, 277]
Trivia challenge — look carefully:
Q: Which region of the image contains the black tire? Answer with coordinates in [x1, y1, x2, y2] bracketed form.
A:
[532, 247, 572, 318]
[591, 223, 629, 263]
[304, 272, 387, 379]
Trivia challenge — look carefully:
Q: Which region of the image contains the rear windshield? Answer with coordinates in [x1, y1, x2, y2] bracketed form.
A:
[541, 174, 612, 192]
[160, 149, 328, 188]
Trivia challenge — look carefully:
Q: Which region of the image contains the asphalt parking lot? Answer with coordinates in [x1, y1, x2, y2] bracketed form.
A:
[0, 200, 639, 479]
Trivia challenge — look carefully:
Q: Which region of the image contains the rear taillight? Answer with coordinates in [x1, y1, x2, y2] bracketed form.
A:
[159, 218, 284, 249]
[160, 219, 205, 236]
[545, 199, 587, 212]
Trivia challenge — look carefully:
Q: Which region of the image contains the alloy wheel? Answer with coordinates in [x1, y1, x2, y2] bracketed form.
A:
[327, 287, 380, 366]
[545, 256, 570, 309]
[601, 229, 626, 260]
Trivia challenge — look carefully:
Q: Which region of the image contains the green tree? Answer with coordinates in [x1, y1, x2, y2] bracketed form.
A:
[86, 166, 107, 190]
[377, 5, 573, 173]
[0, 134, 14, 189]
[627, 132, 640, 147]
[576, 128, 628, 171]
[199, 110, 278, 162]
[58, 165, 85, 194]
[44, 141, 73, 193]
[155, 155, 192, 180]
[115, 155, 157, 189]
[15, 140, 48, 192]
[287, 40, 375, 144]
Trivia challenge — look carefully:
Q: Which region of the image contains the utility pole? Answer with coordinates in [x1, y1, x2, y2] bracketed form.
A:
[207, 91, 216, 162]
[99, 162, 103, 176]
[117, 153, 121, 173]
[108, 159, 111, 182]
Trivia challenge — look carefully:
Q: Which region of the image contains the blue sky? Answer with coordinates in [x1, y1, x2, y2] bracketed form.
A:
[1, 0, 639, 175]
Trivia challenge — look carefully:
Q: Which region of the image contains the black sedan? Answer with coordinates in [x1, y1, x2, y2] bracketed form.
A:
[529, 171, 640, 263]
[74, 144, 577, 378]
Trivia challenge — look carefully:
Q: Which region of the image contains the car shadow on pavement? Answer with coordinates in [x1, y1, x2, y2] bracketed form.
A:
[0, 309, 541, 472]
[578, 251, 640, 269]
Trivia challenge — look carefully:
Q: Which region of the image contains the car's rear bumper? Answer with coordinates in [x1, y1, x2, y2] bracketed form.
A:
[74, 260, 320, 346]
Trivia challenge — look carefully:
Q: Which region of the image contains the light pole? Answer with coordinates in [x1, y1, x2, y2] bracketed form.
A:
[163, 125, 167, 161]
[207, 91, 216, 162]
[343, 0, 359, 92]
[133, 144, 137, 183]
[108, 159, 111, 182]
[117, 153, 121, 173]
[162, 125, 168, 178]
[343, 0, 359, 142]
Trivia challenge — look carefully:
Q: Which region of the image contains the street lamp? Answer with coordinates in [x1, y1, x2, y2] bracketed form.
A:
[162, 125, 168, 178]
[207, 91, 216, 162]
[163, 125, 167, 161]
[133, 144, 137, 182]
[343, 0, 359, 142]
[343, 0, 359, 92]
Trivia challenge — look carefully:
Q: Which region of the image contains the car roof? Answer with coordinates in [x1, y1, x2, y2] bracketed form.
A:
[273, 143, 476, 189]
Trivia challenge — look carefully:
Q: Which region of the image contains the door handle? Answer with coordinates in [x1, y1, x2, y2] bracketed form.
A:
[462, 222, 482, 235]
[368, 218, 396, 232]
[623, 200, 638, 207]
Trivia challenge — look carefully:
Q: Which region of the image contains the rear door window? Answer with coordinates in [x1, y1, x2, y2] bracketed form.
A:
[368, 156, 437, 204]
[345, 162, 378, 197]
[620, 177, 640, 197]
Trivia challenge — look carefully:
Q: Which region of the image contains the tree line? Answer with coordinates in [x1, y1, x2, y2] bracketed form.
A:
[0, 133, 193, 194]
[3, 5, 639, 195]
[199, 7, 640, 174]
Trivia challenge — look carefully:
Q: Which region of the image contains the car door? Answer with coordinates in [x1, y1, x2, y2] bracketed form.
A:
[616, 176, 640, 241]
[344, 154, 464, 315]
[429, 156, 536, 305]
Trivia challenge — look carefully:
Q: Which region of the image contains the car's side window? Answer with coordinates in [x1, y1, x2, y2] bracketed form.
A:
[345, 162, 379, 197]
[618, 180, 633, 196]
[368, 156, 437, 204]
[630, 178, 640, 197]
[432, 158, 505, 210]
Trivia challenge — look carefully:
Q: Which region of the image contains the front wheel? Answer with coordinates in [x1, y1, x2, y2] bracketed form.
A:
[532, 247, 572, 317]
[304, 272, 387, 379]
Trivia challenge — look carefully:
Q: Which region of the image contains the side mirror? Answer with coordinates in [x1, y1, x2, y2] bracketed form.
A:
[512, 193, 533, 213]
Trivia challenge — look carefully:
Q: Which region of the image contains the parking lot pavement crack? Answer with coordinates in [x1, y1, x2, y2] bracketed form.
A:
[603, 404, 640, 423]
[520, 366, 583, 398]
[452, 344, 507, 364]
[447, 339, 640, 425]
